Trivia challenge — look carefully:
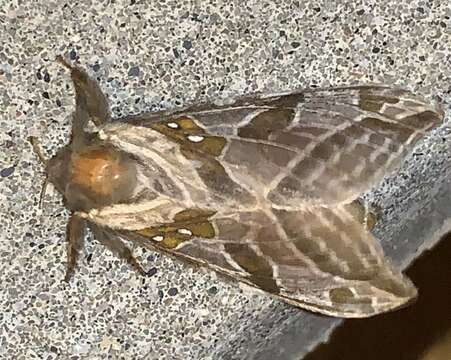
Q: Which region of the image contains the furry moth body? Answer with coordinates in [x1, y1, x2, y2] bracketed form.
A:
[35, 57, 443, 318]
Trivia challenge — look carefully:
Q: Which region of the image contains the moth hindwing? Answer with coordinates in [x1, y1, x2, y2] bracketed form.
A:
[34, 56, 443, 318]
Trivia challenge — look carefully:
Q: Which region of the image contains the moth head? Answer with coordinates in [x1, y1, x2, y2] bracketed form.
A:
[46, 143, 138, 211]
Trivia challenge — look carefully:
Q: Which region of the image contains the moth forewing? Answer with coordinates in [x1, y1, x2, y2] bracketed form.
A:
[35, 57, 443, 318]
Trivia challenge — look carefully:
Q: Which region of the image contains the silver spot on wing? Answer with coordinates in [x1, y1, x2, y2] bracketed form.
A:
[187, 135, 205, 143]
[177, 228, 193, 236]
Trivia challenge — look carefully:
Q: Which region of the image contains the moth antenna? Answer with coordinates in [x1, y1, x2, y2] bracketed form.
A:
[39, 176, 49, 208]
[28, 136, 49, 208]
[56, 55, 73, 71]
[28, 136, 48, 166]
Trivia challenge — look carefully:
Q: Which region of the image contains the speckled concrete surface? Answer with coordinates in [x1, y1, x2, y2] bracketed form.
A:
[1, 1, 450, 359]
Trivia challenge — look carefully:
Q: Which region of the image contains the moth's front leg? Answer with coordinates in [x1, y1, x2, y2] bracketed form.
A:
[57, 56, 111, 127]
[89, 223, 146, 276]
[65, 214, 87, 282]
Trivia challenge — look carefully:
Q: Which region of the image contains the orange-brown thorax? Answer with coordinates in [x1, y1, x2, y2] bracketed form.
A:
[68, 146, 137, 207]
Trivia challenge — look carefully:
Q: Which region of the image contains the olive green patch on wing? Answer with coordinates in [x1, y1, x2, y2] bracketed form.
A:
[135, 208, 216, 249]
[237, 109, 295, 140]
[318, 286, 378, 315]
[188, 136, 227, 157]
[345, 199, 378, 231]
[173, 208, 217, 222]
[151, 117, 204, 138]
[224, 243, 280, 294]
[329, 287, 359, 304]
[151, 117, 227, 156]
[327, 286, 379, 307]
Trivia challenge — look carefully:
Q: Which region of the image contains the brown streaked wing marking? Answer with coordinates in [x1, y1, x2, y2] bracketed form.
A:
[270, 204, 416, 317]
[273, 206, 381, 281]
[262, 86, 443, 205]
[358, 92, 399, 113]
[180, 147, 256, 204]
[224, 243, 280, 294]
[128, 204, 415, 317]
[221, 139, 298, 185]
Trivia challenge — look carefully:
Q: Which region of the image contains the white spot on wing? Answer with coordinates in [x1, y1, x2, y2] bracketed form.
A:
[98, 129, 107, 139]
[177, 228, 193, 236]
[167, 122, 179, 129]
[187, 135, 204, 143]
[152, 235, 164, 242]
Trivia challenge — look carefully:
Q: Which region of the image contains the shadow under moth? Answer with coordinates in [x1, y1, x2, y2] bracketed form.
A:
[30, 57, 443, 318]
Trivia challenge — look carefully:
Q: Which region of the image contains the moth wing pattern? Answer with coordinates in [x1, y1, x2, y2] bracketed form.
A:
[125, 201, 416, 317]
[49, 58, 444, 318]
[112, 85, 442, 317]
[123, 85, 443, 207]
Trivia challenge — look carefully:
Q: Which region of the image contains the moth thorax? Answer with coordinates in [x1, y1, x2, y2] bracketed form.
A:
[69, 146, 137, 207]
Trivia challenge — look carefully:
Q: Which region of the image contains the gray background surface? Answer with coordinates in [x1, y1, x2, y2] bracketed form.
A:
[1, 1, 450, 359]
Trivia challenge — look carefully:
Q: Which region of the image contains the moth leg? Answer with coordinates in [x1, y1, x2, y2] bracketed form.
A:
[346, 199, 379, 231]
[28, 136, 48, 165]
[56, 55, 111, 127]
[27, 136, 49, 207]
[89, 224, 146, 276]
[65, 214, 87, 282]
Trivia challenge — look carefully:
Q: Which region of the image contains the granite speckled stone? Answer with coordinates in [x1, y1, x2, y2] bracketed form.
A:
[1, 1, 450, 359]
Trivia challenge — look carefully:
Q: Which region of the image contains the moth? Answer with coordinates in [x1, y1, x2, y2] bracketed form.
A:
[30, 56, 443, 318]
